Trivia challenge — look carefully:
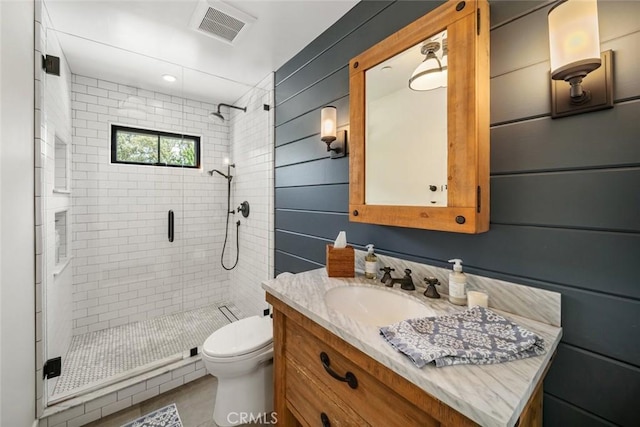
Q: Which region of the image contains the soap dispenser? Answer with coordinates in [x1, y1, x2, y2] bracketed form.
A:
[447, 259, 467, 305]
[364, 244, 378, 279]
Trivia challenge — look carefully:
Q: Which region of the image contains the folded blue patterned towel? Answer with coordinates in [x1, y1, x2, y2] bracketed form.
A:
[379, 306, 545, 368]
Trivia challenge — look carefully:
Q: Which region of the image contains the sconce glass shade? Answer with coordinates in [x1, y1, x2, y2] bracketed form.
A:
[321, 106, 337, 142]
[409, 41, 447, 91]
[548, 0, 601, 81]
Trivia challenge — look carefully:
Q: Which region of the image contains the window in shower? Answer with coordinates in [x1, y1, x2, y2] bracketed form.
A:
[111, 125, 201, 168]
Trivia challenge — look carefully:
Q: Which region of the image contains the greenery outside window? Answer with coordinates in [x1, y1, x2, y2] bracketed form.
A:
[111, 125, 200, 168]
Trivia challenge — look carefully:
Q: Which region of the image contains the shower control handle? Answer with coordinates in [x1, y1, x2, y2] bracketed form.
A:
[168, 210, 174, 242]
[237, 201, 250, 218]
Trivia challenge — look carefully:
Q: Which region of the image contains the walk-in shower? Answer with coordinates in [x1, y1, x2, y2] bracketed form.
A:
[37, 22, 271, 407]
[36, 0, 273, 416]
[39, 66, 250, 400]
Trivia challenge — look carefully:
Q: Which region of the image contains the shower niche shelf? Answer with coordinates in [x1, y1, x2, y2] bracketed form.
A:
[53, 136, 70, 193]
[53, 210, 69, 274]
[52, 257, 72, 278]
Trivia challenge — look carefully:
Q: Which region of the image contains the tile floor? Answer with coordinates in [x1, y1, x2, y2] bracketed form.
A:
[83, 375, 218, 427]
[53, 303, 243, 399]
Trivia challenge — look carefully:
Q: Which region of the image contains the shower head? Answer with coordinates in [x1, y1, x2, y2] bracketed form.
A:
[208, 169, 230, 179]
[210, 112, 225, 121]
[210, 103, 247, 121]
[208, 163, 235, 181]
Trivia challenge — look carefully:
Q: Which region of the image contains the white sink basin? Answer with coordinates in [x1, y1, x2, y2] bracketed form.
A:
[324, 285, 435, 326]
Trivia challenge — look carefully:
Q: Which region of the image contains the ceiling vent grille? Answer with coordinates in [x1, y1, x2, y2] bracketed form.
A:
[190, 1, 256, 45]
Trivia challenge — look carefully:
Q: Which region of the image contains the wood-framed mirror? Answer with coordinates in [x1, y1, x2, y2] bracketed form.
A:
[349, 0, 490, 233]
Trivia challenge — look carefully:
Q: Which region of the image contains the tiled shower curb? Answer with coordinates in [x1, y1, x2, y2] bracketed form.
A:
[40, 355, 207, 427]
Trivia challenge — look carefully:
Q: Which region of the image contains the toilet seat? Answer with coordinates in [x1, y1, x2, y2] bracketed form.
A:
[203, 315, 272, 358]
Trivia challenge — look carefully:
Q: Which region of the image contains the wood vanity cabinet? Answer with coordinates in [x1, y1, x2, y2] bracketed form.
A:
[267, 294, 544, 427]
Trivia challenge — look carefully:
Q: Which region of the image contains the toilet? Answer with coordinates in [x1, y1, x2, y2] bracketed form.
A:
[202, 315, 274, 427]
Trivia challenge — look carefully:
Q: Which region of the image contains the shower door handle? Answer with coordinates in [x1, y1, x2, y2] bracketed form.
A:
[168, 210, 174, 242]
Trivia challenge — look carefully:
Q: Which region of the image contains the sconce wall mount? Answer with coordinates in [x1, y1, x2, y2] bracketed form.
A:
[551, 49, 613, 118]
[548, 0, 613, 118]
[320, 106, 347, 159]
[324, 129, 347, 159]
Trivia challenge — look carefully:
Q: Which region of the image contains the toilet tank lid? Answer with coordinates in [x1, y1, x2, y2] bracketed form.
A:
[203, 315, 273, 357]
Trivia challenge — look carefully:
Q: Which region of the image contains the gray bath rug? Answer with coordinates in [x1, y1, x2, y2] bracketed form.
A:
[121, 403, 183, 427]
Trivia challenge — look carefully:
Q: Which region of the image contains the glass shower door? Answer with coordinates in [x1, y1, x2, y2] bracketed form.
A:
[177, 68, 249, 357]
[41, 27, 189, 402]
[40, 8, 259, 405]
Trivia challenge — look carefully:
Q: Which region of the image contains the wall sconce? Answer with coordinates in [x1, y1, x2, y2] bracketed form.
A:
[548, 0, 613, 118]
[408, 39, 447, 91]
[320, 106, 347, 159]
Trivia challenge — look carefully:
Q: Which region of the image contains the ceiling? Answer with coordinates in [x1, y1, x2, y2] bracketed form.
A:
[44, 0, 359, 104]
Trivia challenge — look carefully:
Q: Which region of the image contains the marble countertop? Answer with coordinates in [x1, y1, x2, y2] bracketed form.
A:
[262, 268, 562, 427]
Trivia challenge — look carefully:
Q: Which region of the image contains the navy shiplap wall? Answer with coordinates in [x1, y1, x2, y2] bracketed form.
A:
[274, 1, 640, 424]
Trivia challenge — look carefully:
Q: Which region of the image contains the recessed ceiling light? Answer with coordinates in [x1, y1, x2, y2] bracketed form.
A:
[162, 74, 177, 83]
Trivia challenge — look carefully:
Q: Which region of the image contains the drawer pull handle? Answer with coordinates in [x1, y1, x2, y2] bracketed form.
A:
[320, 352, 358, 389]
[320, 412, 331, 427]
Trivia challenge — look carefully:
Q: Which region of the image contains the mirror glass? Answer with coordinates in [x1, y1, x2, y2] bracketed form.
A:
[365, 30, 448, 207]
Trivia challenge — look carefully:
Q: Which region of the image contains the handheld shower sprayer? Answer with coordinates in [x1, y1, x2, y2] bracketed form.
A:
[207, 163, 235, 181]
[208, 162, 242, 270]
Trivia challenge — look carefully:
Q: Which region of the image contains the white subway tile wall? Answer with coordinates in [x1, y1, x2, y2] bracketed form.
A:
[70, 76, 232, 335]
[229, 73, 275, 317]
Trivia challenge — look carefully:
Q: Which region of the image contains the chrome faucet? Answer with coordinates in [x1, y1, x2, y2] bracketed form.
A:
[381, 268, 415, 291]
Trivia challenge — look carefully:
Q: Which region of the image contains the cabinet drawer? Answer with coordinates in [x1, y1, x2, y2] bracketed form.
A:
[285, 320, 439, 427]
[286, 356, 365, 427]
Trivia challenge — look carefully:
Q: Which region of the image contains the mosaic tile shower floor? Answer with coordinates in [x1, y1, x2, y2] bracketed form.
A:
[52, 303, 243, 399]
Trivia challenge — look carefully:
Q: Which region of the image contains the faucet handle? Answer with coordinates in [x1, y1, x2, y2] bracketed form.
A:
[423, 277, 441, 299]
[403, 268, 412, 276]
[380, 266, 395, 286]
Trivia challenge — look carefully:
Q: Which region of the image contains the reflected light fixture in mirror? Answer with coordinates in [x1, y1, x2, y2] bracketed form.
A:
[548, 0, 613, 118]
[409, 37, 447, 91]
[320, 106, 346, 159]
